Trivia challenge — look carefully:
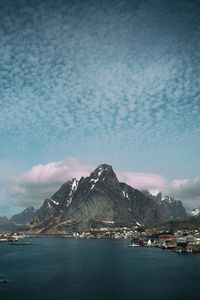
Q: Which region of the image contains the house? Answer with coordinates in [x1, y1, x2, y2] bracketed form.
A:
[159, 234, 176, 249]
[185, 235, 197, 245]
[159, 234, 176, 241]
[194, 234, 200, 245]
[147, 239, 152, 246]
[176, 237, 188, 249]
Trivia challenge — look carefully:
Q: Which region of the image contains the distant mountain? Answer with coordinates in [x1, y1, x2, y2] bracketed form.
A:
[153, 192, 187, 220]
[142, 191, 186, 219]
[25, 164, 187, 234]
[191, 208, 200, 217]
[0, 216, 10, 225]
[0, 206, 36, 232]
[11, 206, 36, 225]
[0, 216, 19, 232]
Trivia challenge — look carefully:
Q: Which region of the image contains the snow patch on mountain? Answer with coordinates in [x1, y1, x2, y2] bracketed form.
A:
[67, 179, 79, 206]
[50, 199, 59, 205]
[122, 190, 129, 199]
[191, 208, 200, 217]
[161, 195, 173, 203]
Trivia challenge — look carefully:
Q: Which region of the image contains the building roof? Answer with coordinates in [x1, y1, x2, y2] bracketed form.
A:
[159, 234, 176, 240]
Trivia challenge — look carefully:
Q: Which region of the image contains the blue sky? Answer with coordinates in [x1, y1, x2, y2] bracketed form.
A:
[0, 0, 200, 215]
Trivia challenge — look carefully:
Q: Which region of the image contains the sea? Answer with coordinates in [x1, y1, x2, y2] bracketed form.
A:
[0, 237, 200, 300]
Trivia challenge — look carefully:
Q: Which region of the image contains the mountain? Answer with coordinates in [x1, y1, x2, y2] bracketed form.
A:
[0, 216, 19, 232]
[25, 164, 187, 234]
[0, 206, 36, 232]
[35, 178, 78, 222]
[142, 191, 186, 219]
[191, 208, 200, 217]
[153, 192, 186, 219]
[62, 165, 162, 229]
[11, 206, 36, 225]
[0, 216, 10, 225]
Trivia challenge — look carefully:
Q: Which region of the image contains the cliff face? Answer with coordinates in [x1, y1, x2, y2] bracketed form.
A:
[25, 164, 187, 233]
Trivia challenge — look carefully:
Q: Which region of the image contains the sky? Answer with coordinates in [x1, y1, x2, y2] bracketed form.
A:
[0, 0, 200, 216]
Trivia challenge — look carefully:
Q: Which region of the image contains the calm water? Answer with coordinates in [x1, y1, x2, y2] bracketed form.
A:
[0, 238, 200, 300]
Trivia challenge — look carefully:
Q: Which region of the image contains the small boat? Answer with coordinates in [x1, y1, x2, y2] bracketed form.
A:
[0, 279, 8, 284]
[129, 243, 139, 247]
[8, 238, 18, 242]
[175, 249, 182, 253]
[186, 248, 193, 253]
[8, 242, 32, 246]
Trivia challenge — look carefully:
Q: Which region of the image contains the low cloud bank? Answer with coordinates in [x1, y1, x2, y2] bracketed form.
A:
[169, 177, 200, 210]
[4, 157, 200, 211]
[7, 157, 93, 207]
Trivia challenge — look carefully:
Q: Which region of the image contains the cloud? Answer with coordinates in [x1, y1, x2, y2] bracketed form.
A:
[169, 176, 200, 210]
[13, 157, 92, 184]
[117, 171, 168, 195]
[0, 0, 200, 166]
[7, 157, 93, 207]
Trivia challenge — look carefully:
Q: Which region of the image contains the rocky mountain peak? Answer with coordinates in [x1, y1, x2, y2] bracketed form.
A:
[90, 164, 115, 177]
[88, 164, 119, 190]
[155, 192, 175, 204]
[153, 192, 186, 219]
[24, 206, 36, 212]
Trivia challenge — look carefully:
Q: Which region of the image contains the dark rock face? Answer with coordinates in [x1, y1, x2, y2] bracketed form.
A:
[64, 165, 125, 224]
[25, 164, 187, 233]
[65, 165, 162, 228]
[29, 179, 79, 230]
[119, 183, 163, 225]
[11, 206, 36, 225]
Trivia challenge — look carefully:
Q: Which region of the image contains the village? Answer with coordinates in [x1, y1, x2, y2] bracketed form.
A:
[0, 232, 26, 242]
[59, 225, 200, 253]
[1, 225, 200, 253]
